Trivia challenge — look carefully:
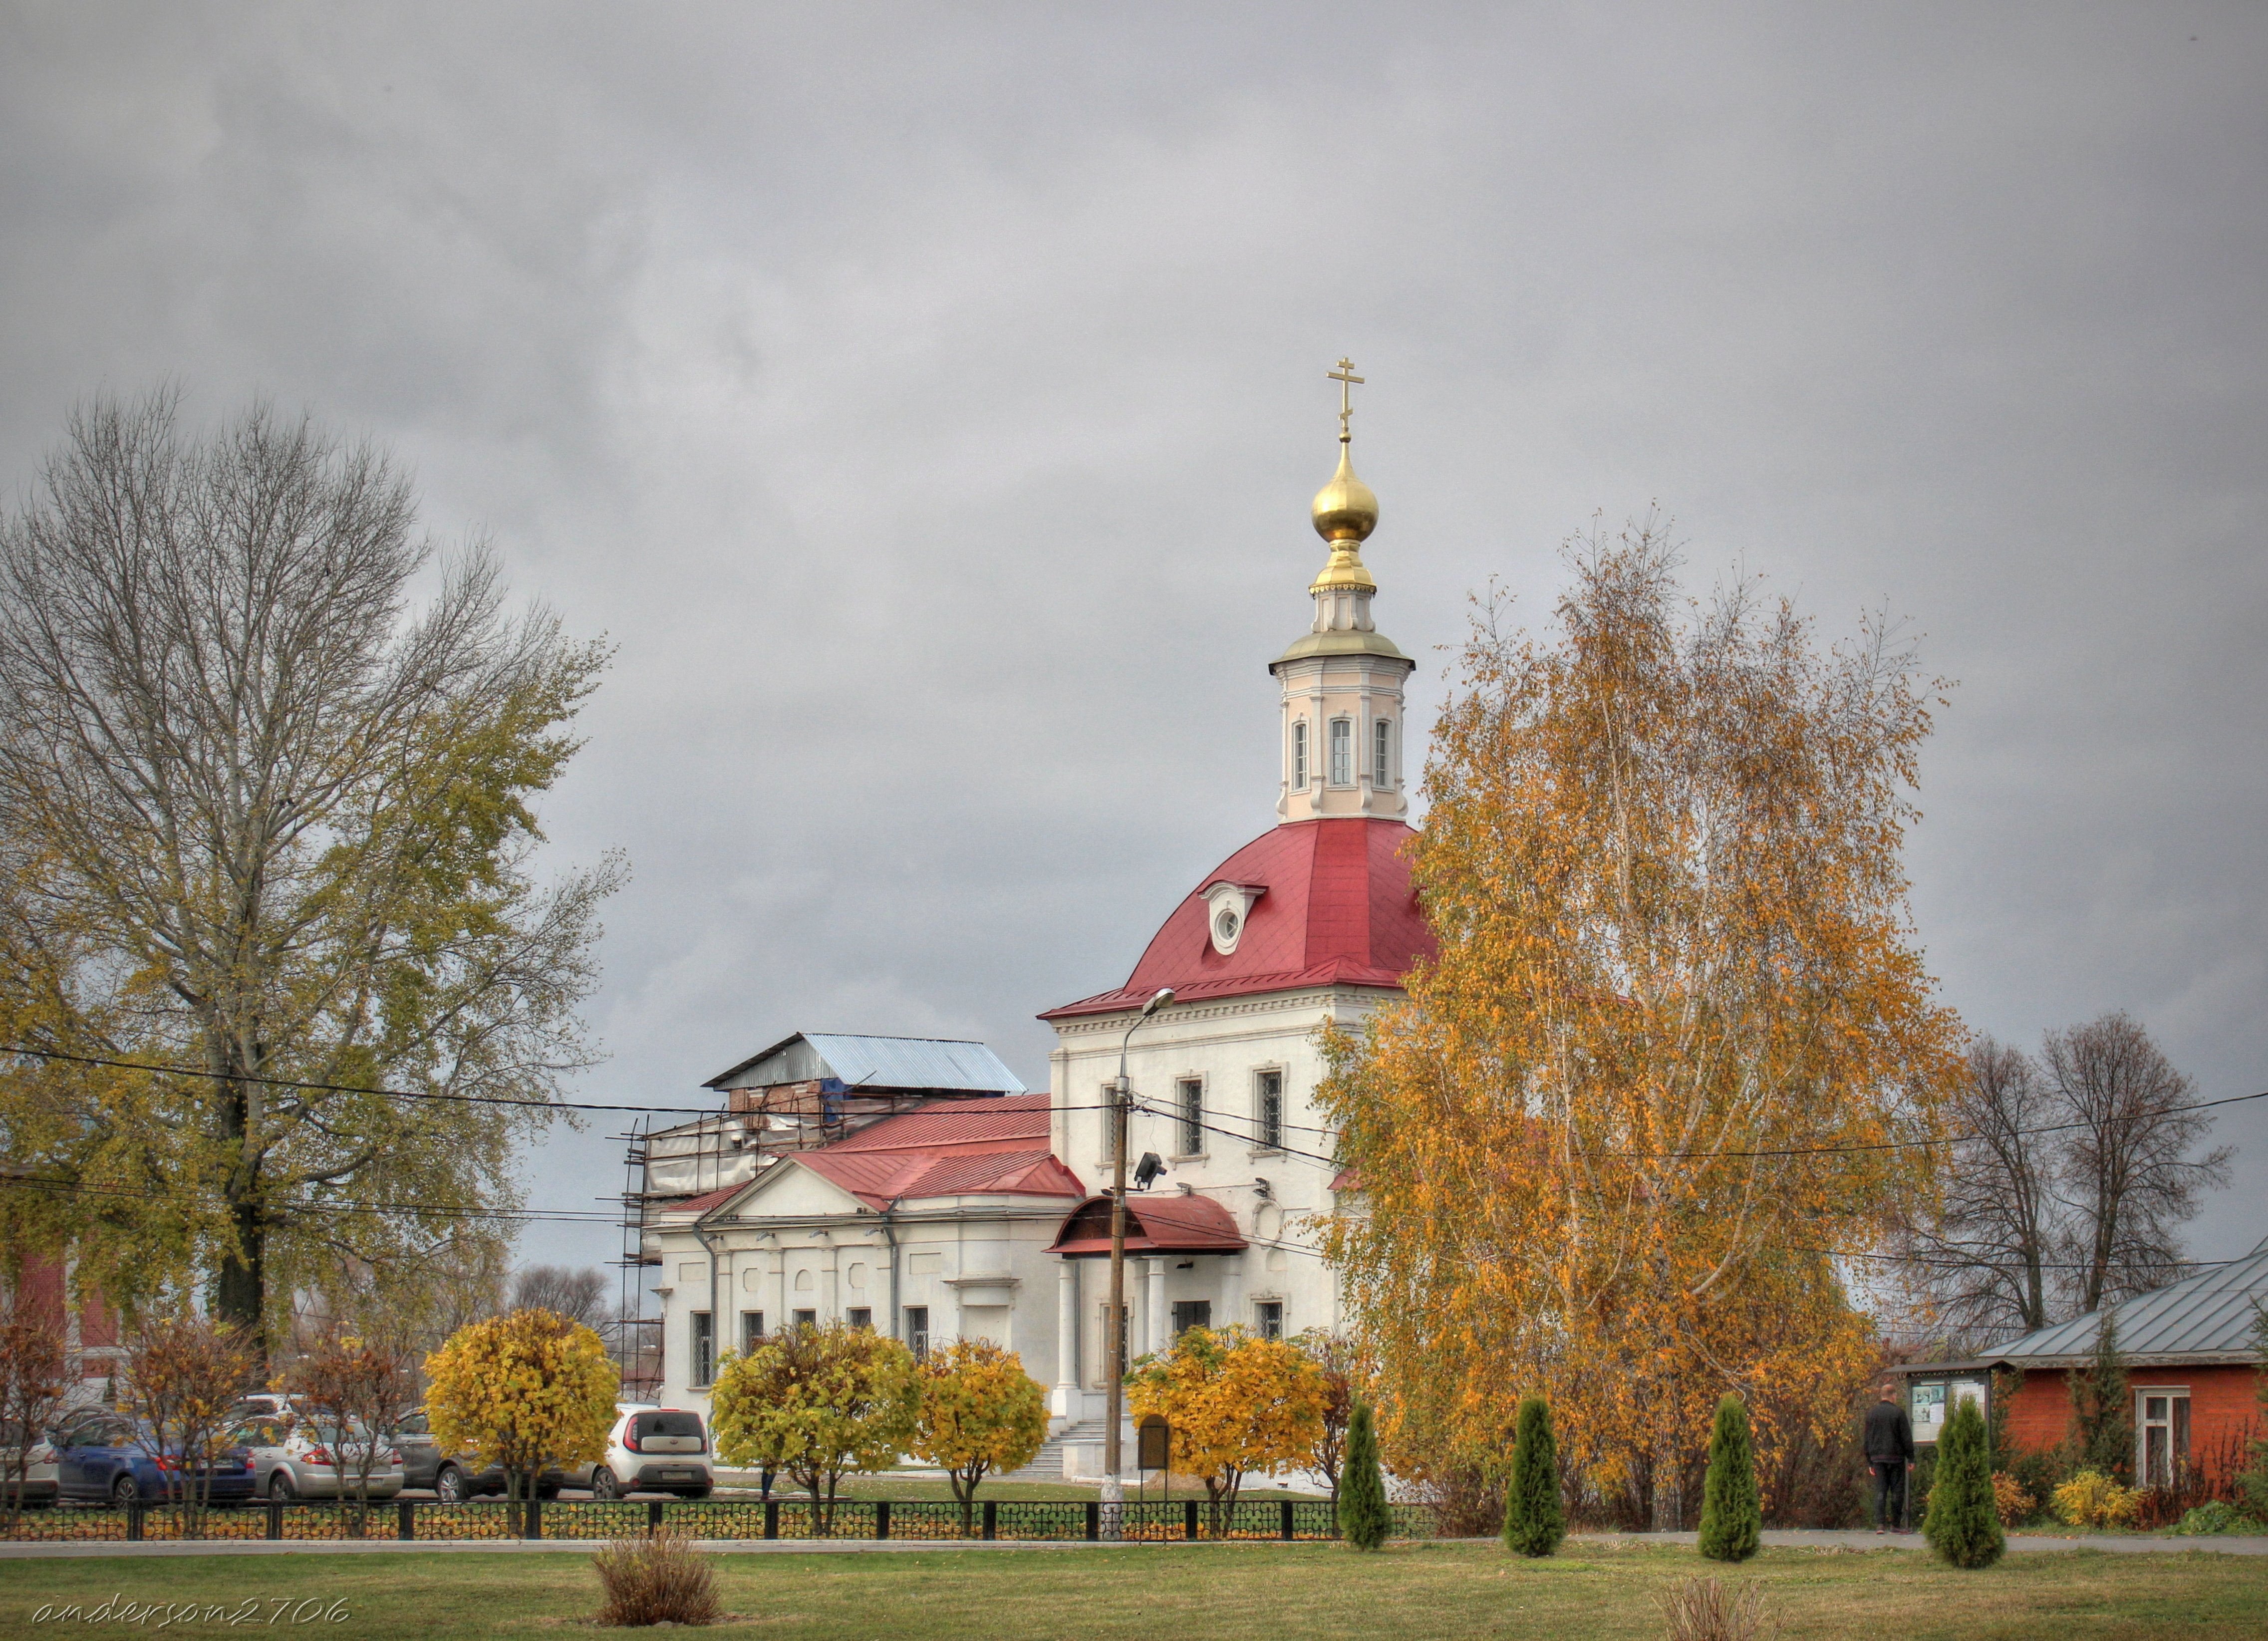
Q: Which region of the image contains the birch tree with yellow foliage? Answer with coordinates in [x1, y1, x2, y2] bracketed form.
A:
[1319, 519, 1962, 1530]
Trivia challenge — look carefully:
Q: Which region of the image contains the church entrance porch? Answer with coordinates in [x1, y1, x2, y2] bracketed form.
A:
[1046, 1192, 1249, 1480]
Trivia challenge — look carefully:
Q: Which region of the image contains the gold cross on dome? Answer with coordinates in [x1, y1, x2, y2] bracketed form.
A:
[1328, 357, 1364, 440]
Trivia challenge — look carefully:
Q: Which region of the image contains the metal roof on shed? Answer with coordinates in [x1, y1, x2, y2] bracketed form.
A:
[703, 1032, 1025, 1094]
[1983, 1235, 2268, 1368]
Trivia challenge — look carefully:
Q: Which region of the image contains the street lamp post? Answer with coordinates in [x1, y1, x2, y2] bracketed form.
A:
[1102, 986, 1173, 1530]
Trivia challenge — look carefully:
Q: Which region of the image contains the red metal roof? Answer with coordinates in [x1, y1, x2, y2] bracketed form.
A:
[706, 1094, 1085, 1213]
[1042, 818, 1434, 1019]
[658, 1183, 744, 1216]
[1047, 1192, 1249, 1257]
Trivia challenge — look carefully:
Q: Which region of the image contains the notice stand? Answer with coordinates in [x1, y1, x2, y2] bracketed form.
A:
[1136, 1415, 1171, 1533]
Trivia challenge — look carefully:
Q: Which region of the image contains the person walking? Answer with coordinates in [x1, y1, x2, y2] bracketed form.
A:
[1863, 1379, 1916, 1533]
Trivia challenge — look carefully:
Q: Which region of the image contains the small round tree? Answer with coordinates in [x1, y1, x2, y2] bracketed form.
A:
[1125, 1326, 1325, 1539]
[1502, 1395, 1565, 1557]
[1697, 1394, 1761, 1563]
[1337, 1399, 1391, 1551]
[710, 1322, 919, 1536]
[424, 1308, 618, 1530]
[1924, 1396, 2004, 1568]
[909, 1340, 1049, 1535]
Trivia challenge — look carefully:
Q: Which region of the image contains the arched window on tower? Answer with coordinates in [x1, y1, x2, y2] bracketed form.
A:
[1329, 718, 1353, 786]
[1374, 718, 1393, 789]
[1291, 719, 1309, 790]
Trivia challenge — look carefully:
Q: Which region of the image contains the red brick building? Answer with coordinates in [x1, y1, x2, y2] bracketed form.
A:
[1908, 1237, 2266, 1487]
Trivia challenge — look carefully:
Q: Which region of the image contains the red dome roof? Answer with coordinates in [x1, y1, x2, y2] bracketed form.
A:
[1041, 818, 1434, 1019]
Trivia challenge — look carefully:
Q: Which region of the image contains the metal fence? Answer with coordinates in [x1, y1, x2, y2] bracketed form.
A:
[0, 1497, 1441, 1545]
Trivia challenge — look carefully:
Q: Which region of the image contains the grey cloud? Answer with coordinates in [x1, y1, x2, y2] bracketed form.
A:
[1, 1, 2263, 1273]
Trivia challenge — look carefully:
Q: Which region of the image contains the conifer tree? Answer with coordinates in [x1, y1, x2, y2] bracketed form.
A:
[1924, 1396, 2004, 1568]
[1500, 1395, 1566, 1556]
[1696, 1394, 1761, 1562]
[1337, 1399, 1391, 1551]
[2065, 1309, 2132, 1481]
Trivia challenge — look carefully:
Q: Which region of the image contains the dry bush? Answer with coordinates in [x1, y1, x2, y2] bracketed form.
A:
[1990, 1472, 2036, 1527]
[591, 1531, 720, 1628]
[1657, 1577, 1775, 1641]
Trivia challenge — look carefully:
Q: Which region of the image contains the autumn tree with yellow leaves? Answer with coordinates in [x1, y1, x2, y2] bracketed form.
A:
[424, 1308, 617, 1526]
[710, 1322, 919, 1535]
[1127, 1325, 1326, 1535]
[1319, 520, 1962, 1530]
[909, 1340, 1049, 1533]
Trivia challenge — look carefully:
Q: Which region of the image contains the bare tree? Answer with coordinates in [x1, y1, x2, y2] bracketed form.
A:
[0, 390, 622, 1357]
[2044, 1012, 2232, 1314]
[287, 1330, 417, 1536]
[509, 1265, 610, 1331]
[0, 1310, 69, 1524]
[1900, 1038, 2062, 1348]
[122, 1315, 256, 1534]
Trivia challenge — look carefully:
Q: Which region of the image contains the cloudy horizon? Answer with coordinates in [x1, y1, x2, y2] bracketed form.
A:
[3, 1, 2263, 1288]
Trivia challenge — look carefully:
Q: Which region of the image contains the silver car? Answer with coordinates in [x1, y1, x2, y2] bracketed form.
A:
[0, 1427, 58, 1508]
[231, 1414, 404, 1502]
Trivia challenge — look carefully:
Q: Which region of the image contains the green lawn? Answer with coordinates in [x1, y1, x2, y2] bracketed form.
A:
[0, 1541, 2262, 1639]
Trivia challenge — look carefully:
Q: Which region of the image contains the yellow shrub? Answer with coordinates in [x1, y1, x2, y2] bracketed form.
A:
[1989, 1472, 2035, 1527]
[2052, 1469, 2140, 1529]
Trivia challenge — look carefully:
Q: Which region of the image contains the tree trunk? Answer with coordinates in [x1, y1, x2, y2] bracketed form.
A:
[1649, 1432, 1682, 1532]
[214, 1191, 267, 1360]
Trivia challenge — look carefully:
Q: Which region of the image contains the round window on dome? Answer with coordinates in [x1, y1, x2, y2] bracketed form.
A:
[1214, 908, 1240, 945]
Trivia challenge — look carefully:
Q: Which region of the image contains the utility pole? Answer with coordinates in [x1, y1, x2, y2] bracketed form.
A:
[1102, 986, 1173, 1531]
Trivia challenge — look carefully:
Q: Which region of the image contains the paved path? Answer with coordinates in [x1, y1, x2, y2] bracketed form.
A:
[1, 1530, 2264, 1559]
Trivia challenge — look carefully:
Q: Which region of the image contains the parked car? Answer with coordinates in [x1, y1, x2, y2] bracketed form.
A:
[230, 1414, 404, 1502]
[389, 1408, 566, 1502]
[52, 1416, 255, 1506]
[559, 1405, 714, 1500]
[226, 1393, 302, 1424]
[0, 1423, 59, 1508]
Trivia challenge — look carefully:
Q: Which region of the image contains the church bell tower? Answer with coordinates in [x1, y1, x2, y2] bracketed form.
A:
[1271, 359, 1414, 823]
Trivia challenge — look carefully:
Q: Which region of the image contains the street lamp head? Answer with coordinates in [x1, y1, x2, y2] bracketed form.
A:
[1141, 987, 1175, 1017]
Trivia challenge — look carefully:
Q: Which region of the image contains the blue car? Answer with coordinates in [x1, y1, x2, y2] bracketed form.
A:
[54, 1414, 256, 1507]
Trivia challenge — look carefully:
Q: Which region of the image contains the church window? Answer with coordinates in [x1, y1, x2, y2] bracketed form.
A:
[1255, 1070, 1284, 1151]
[1291, 720, 1309, 789]
[1329, 718, 1353, 785]
[690, 1312, 715, 1387]
[1374, 718, 1393, 788]
[1255, 1301, 1284, 1342]
[1171, 1300, 1212, 1338]
[741, 1311, 764, 1355]
[1176, 1077, 1204, 1155]
[905, 1306, 930, 1362]
[847, 1307, 872, 1331]
[792, 1308, 817, 1330]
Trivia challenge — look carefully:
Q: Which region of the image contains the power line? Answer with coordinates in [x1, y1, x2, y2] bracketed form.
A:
[0, 1043, 718, 1116]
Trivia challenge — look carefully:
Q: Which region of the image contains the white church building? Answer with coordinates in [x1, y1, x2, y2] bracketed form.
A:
[639, 383, 1433, 1478]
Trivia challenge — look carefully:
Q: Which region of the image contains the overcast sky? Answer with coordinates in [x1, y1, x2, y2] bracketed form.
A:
[3, 2, 2264, 1285]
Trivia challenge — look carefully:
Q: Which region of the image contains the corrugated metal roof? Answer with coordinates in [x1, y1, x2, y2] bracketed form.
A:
[1984, 1240, 2268, 1366]
[703, 1033, 1026, 1094]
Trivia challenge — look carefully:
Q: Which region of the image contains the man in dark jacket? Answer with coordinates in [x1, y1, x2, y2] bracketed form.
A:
[1863, 1379, 1916, 1532]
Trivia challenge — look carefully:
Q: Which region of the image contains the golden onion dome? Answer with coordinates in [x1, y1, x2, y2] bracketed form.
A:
[1310, 442, 1379, 544]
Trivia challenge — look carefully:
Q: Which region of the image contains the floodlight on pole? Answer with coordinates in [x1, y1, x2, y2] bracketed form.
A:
[1102, 986, 1173, 1530]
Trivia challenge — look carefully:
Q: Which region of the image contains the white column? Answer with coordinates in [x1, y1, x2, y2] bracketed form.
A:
[1054, 1260, 1080, 1415]
[817, 1231, 838, 1322]
[1144, 1257, 1168, 1359]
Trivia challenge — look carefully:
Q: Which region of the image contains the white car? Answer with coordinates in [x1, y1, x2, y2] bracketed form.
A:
[567, 1404, 713, 1500]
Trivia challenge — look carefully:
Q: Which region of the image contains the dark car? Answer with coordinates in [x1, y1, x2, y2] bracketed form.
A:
[54, 1416, 256, 1507]
[390, 1408, 566, 1502]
